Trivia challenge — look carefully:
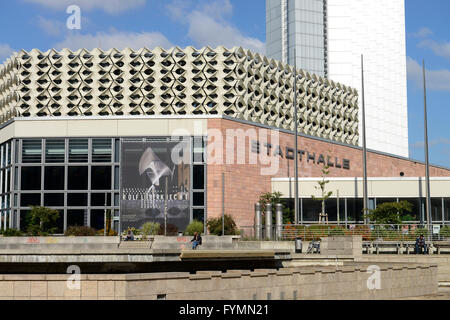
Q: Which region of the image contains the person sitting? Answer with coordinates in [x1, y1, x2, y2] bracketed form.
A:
[191, 232, 202, 250]
[125, 229, 134, 241]
[415, 234, 427, 254]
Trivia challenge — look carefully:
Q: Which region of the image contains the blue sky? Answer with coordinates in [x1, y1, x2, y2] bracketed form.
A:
[0, 0, 449, 168]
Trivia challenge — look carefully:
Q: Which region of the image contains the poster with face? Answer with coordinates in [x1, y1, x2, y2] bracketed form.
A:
[120, 138, 191, 233]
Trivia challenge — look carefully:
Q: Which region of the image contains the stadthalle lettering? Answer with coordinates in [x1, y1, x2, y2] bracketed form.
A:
[252, 140, 350, 170]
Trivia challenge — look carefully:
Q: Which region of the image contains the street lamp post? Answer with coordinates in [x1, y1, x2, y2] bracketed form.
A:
[361, 55, 369, 224]
[422, 60, 432, 235]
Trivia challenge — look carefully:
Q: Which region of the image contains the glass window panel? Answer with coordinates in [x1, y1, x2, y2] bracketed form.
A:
[19, 210, 31, 231]
[15, 140, 19, 163]
[7, 142, 11, 166]
[69, 139, 88, 163]
[91, 166, 111, 190]
[302, 199, 322, 222]
[14, 194, 17, 206]
[431, 198, 443, 222]
[92, 139, 112, 162]
[68, 166, 88, 190]
[67, 209, 86, 227]
[45, 139, 65, 163]
[67, 193, 87, 206]
[91, 193, 111, 206]
[346, 198, 364, 222]
[22, 140, 42, 163]
[44, 193, 64, 207]
[6, 168, 10, 193]
[14, 167, 18, 190]
[193, 208, 204, 223]
[114, 139, 120, 162]
[54, 210, 64, 234]
[114, 193, 119, 206]
[44, 166, 65, 190]
[114, 166, 119, 190]
[398, 198, 421, 221]
[193, 165, 204, 190]
[21, 193, 41, 207]
[21, 166, 41, 190]
[376, 198, 398, 207]
[444, 198, 450, 222]
[90, 209, 105, 230]
[325, 198, 337, 222]
[193, 192, 204, 206]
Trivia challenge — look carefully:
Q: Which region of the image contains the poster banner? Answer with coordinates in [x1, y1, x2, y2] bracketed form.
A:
[120, 138, 191, 233]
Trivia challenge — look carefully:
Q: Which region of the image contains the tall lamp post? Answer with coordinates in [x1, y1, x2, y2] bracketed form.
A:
[293, 49, 299, 225]
[361, 55, 369, 224]
[422, 60, 432, 234]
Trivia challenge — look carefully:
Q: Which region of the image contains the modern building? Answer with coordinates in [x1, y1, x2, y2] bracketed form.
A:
[266, 0, 409, 158]
[0, 47, 448, 235]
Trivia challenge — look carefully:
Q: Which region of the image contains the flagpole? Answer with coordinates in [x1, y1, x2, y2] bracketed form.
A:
[294, 48, 299, 225]
[422, 60, 432, 234]
[361, 55, 369, 224]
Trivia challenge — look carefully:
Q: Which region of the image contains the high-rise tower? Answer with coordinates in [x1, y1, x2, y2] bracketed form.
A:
[266, 0, 409, 157]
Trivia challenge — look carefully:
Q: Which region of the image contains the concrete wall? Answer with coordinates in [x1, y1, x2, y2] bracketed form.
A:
[0, 264, 438, 300]
[358, 256, 450, 283]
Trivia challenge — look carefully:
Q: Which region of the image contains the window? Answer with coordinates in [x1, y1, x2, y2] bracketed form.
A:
[346, 198, 364, 222]
[21, 194, 41, 207]
[431, 198, 443, 222]
[91, 166, 111, 190]
[45, 139, 65, 163]
[67, 209, 86, 227]
[90, 209, 104, 230]
[193, 165, 204, 190]
[68, 167, 88, 190]
[444, 198, 450, 222]
[19, 210, 31, 231]
[301, 199, 322, 222]
[92, 139, 112, 162]
[193, 208, 204, 223]
[44, 193, 64, 207]
[67, 193, 87, 206]
[69, 139, 88, 163]
[91, 193, 110, 206]
[193, 192, 204, 206]
[21, 166, 41, 190]
[44, 167, 65, 190]
[22, 140, 42, 163]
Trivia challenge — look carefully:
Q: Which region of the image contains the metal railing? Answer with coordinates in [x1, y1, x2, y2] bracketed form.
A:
[239, 224, 450, 242]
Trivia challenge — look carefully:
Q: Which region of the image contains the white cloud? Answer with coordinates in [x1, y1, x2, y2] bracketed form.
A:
[37, 16, 64, 36]
[54, 30, 172, 51]
[412, 139, 450, 149]
[166, 0, 265, 53]
[418, 39, 450, 60]
[24, 0, 146, 14]
[410, 27, 433, 38]
[0, 44, 15, 63]
[407, 57, 450, 92]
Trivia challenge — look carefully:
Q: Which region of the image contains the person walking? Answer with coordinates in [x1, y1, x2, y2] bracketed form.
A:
[191, 232, 202, 250]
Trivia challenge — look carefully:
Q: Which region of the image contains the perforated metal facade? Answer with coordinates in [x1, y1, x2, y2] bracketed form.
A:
[0, 46, 358, 145]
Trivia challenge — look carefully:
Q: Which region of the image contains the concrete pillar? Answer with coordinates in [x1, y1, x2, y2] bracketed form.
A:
[254, 203, 262, 240]
[265, 203, 272, 240]
[275, 204, 283, 240]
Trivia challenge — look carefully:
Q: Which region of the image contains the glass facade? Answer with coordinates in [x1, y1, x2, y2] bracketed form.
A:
[266, 0, 327, 76]
[297, 196, 448, 224]
[0, 137, 206, 234]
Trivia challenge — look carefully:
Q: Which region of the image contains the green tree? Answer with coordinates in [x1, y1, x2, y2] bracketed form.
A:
[27, 206, 60, 236]
[311, 165, 333, 223]
[364, 201, 413, 225]
[207, 214, 238, 235]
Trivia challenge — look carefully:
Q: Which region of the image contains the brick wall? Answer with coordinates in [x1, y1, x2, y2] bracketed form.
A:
[206, 118, 450, 227]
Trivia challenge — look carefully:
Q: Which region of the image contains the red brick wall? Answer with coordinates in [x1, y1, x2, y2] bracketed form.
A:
[206, 118, 450, 227]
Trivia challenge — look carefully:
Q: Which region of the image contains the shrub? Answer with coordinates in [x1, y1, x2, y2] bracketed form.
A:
[413, 227, 429, 237]
[185, 220, 204, 236]
[142, 222, 160, 237]
[26, 206, 60, 236]
[440, 226, 450, 238]
[207, 214, 238, 236]
[329, 227, 345, 236]
[1, 228, 23, 237]
[65, 226, 96, 236]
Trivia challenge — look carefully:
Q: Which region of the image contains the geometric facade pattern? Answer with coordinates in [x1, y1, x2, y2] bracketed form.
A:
[0, 46, 359, 145]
